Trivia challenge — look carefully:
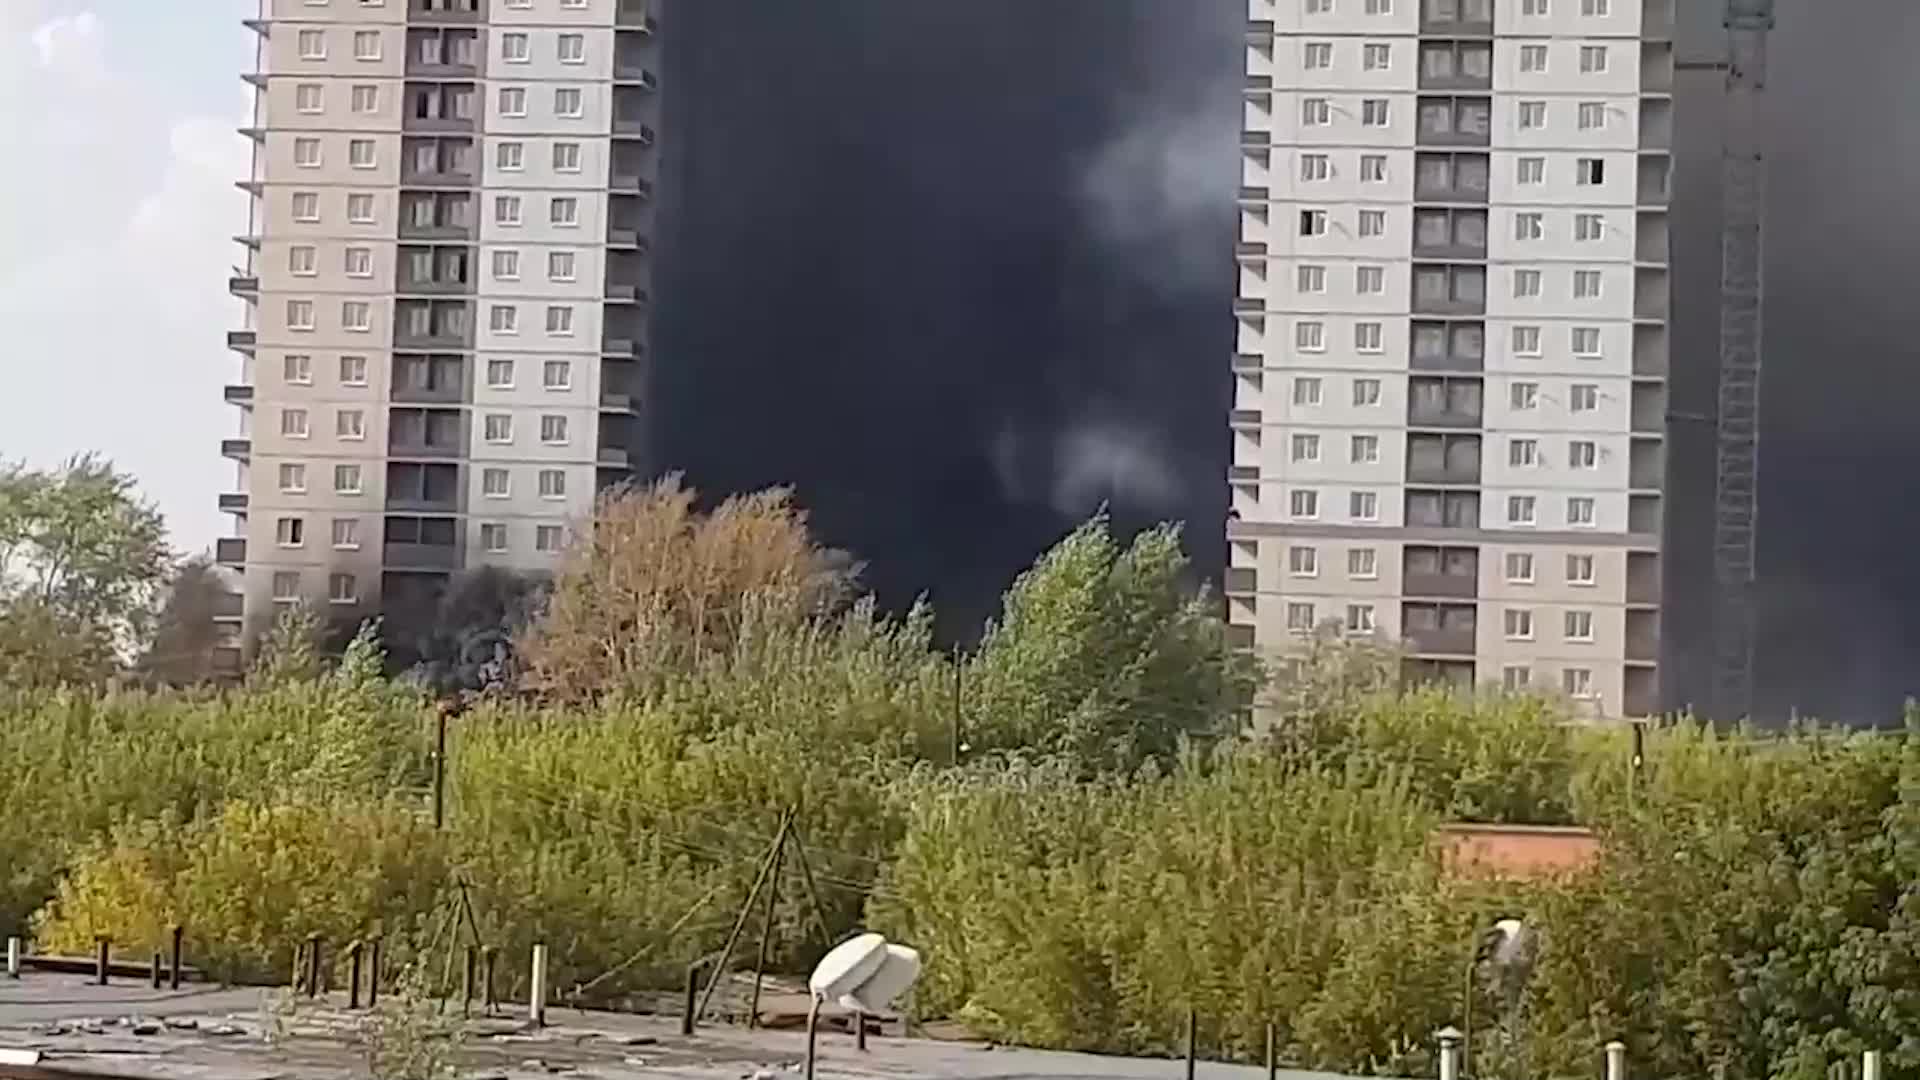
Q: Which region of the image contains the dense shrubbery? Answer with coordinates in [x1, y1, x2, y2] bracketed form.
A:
[3, 480, 1919, 1079]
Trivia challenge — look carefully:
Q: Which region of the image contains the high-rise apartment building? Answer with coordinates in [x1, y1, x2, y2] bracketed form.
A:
[1226, 0, 1673, 718]
[218, 0, 662, 646]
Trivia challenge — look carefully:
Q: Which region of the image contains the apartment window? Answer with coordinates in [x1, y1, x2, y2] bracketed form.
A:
[328, 573, 358, 605]
[553, 142, 583, 173]
[1505, 609, 1535, 640]
[1576, 158, 1605, 186]
[548, 251, 577, 281]
[1517, 157, 1545, 185]
[1578, 102, 1607, 130]
[1360, 155, 1387, 183]
[1575, 213, 1605, 241]
[1570, 383, 1599, 412]
[1303, 43, 1332, 70]
[1353, 378, 1382, 406]
[1355, 322, 1384, 353]
[295, 83, 324, 113]
[353, 30, 381, 60]
[1503, 665, 1533, 690]
[341, 301, 371, 332]
[292, 191, 320, 222]
[1348, 547, 1378, 578]
[550, 196, 580, 226]
[351, 85, 378, 113]
[1363, 44, 1391, 70]
[1296, 265, 1327, 294]
[347, 193, 375, 223]
[495, 195, 523, 225]
[1579, 45, 1608, 73]
[1569, 440, 1599, 469]
[1290, 434, 1321, 463]
[1346, 604, 1377, 635]
[496, 142, 524, 171]
[339, 355, 368, 385]
[286, 300, 315, 330]
[1299, 210, 1327, 237]
[1351, 435, 1380, 464]
[334, 464, 363, 494]
[1519, 101, 1546, 129]
[1564, 610, 1595, 642]
[543, 360, 572, 390]
[1518, 45, 1547, 73]
[498, 87, 527, 117]
[489, 305, 518, 334]
[1361, 99, 1390, 127]
[1582, 0, 1610, 13]
[343, 247, 374, 278]
[1307, 0, 1332, 11]
[1563, 667, 1595, 697]
[1286, 603, 1317, 633]
[1288, 546, 1319, 576]
[501, 32, 529, 62]
[293, 138, 322, 168]
[1295, 323, 1326, 353]
[480, 523, 508, 553]
[276, 517, 304, 548]
[486, 359, 515, 388]
[348, 139, 376, 169]
[554, 88, 584, 117]
[1566, 553, 1597, 585]
[1574, 269, 1602, 298]
[1509, 438, 1538, 468]
[278, 354, 311, 385]
[535, 525, 562, 553]
[1302, 98, 1331, 126]
[483, 414, 513, 443]
[1508, 494, 1537, 525]
[1514, 212, 1544, 241]
[1513, 326, 1542, 356]
[538, 469, 567, 499]
[482, 467, 510, 498]
[1351, 491, 1380, 521]
[1300, 154, 1331, 183]
[1365, 0, 1391, 11]
[1358, 209, 1386, 237]
[558, 34, 585, 63]
[1510, 381, 1539, 410]
[1513, 268, 1541, 297]
[1505, 552, 1535, 583]
[1290, 489, 1320, 519]
[1567, 496, 1597, 525]
[1356, 265, 1385, 294]
[336, 408, 365, 440]
[1572, 326, 1602, 357]
[331, 518, 360, 550]
[287, 245, 317, 277]
[1522, 0, 1549, 11]
[297, 29, 326, 59]
[492, 250, 520, 279]
[272, 571, 301, 602]
[278, 464, 307, 494]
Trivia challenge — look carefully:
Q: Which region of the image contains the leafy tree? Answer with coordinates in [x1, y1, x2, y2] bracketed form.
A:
[137, 556, 231, 687]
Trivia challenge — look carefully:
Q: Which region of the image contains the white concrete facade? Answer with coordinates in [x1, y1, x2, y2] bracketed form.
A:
[1230, 0, 1672, 719]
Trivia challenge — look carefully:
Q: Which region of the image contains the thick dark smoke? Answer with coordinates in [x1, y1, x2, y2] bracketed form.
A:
[653, 0, 1918, 724]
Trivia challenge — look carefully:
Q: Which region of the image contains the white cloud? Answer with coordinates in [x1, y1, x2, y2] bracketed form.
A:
[30, 10, 105, 76]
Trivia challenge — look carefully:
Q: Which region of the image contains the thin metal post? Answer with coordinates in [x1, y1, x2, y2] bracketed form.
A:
[5, 937, 19, 979]
[1605, 1040, 1627, 1080]
[1863, 1051, 1882, 1080]
[292, 938, 307, 993]
[748, 815, 789, 1029]
[682, 962, 701, 1035]
[306, 934, 323, 997]
[169, 925, 183, 990]
[432, 707, 449, 830]
[805, 996, 822, 1080]
[855, 1010, 868, 1052]
[462, 945, 477, 1017]
[482, 946, 498, 1015]
[348, 942, 364, 1010]
[1438, 1027, 1463, 1080]
[951, 646, 964, 764]
[528, 943, 548, 1028]
[95, 937, 110, 985]
[1266, 1021, 1278, 1080]
[367, 937, 382, 1008]
[150, 951, 163, 990]
[1185, 1006, 1197, 1080]
[695, 828, 784, 1021]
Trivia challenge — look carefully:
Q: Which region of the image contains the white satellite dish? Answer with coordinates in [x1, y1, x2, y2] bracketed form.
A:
[802, 932, 922, 1080]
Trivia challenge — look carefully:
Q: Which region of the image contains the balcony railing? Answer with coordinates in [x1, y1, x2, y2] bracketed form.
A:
[215, 538, 247, 566]
[221, 438, 251, 462]
[218, 492, 250, 515]
[1402, 573, 1476, 600]
[227, 330, 257, 352]
[224, 384, 255, 407]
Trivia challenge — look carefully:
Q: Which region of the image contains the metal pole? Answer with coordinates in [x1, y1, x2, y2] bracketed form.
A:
[293, 938, 307, 994]
[432, 707, 449, 830]
[682, 962, 701, 1035]
[150, 951, 163, 990]
[529, 943, 549, 1028]
[804, 996, 822, 1080]
[5, 937, 19, 979]
[462, 945, 477, 1018]
[856, 1010, 868, 1052]
[95, 937, 110, 985]
[748, 816, 789, 1030]
[367, 937, 382, 1008]
[169, 925, 183, 990]
[1185, 1006, 1197, 1080]
[1605, 1040, 1627, 1080]
[482, 946, 498, 1015]
[306, 934, 324, 997]
[1266, 1021, 1278, 1080]
[1438, 1027, 1463, 1080]
[695, 830, 784, 1021]
[348, 942, 364, 1010]
[951, 646, 963, 764]
[1862, 1051, 1882, 1080]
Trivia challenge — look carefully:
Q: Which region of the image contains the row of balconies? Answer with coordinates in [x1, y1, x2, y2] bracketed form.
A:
[1223, 547, 1661, 608]
[1240, 97, 1675, 154]
[1232, 320, 1670, 379]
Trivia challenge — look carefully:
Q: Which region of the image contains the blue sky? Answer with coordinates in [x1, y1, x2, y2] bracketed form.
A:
[0, 2, 255, 556]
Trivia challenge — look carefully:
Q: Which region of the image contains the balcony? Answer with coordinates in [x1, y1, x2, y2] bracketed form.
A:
[609, 174, 653, 199]
[1231, 353, 1262, 372]
[398, 219, 476, 242]
[597, 446, 633, 469]
[393, 326, 471, 351]
[1229, 409, 1262, 429]
[1419, 11, 1492, 36]
[1413, 178, 1489, 205]
[383, 541, 462, 571]
[396, 274, 474, 297]
[1407, 405, 1481, 429]
[1233, 297, 1265, 316]
[400, 165, 476, 190]
[405, 114, 476, 135]
[386, 491, 461, 514]
[388, 438, 464, 459]
[1412, 237, 1486, 262]
[600, 392, 638, 414]
[215, 538, 247, 566]
[603, 337, 639, 358]
[224, 384, 255, 407]
[213, 592, 244, 621]
[221, 438, 251, 463]
[615, 0, 657, 31]
[227, 330, 256, 353]
[1403, 573, 1476, 600]
[1405, 624, 1477, 657]
[1224, 568, 1257, 596]
[612, 121, 656, 144]
[614, 67, 657, 90]
[1406, 459, 1481, 485]
[605, 284, 647, 304]
[212, 646, 244, 675]
[228, 275, 259, 297]
[1627, 552, 1661, 606]
[392, 381, 467, 406]
[410, 1, 480, 24]
[218, 492, 249, 515]
[607, 227, 643, 249]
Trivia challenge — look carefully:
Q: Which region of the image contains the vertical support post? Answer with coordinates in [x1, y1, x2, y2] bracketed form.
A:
[432, 706, 449, 830]
[951, 646, 963, 764]
[681, 962, 701, 1036]
[461, 945, 477, 1018]
[528, 943, 549, 1028]
[1184, 1006, 1197, 1080]
[348, 942, 364, 1010]
[1266, 1021, 1278, 1080]
[306, 934, 323, 998]
[95, 937, 111, 985]
[150, 951, 163, 990]
[1862, 1051, 1882, 1080]
[1438, 1027, 1464, 1080]
[292, 938, 307, 993]
[748, 815, 789, 1030]
[855, 1010, 868, 1052]
[482, 946, 498, 1015]
[1605, 1040, 1627, 1080]
[804, 996, 822, 1080]
[367, 937, 382, 1008]
[169, 925, 183, 990]
[5, 937, 20, 980]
